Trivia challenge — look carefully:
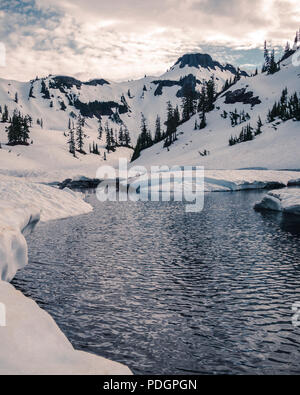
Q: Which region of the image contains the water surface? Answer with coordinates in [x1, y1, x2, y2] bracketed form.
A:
[13, 190, 300, 374]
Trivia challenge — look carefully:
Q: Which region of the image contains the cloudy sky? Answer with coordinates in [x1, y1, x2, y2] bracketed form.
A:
[0, 0, 299, 81]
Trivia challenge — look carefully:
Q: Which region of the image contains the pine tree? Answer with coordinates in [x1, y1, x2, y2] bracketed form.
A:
[206, 77, 216, 111]
[284, 41, 291, 54]
[124, 126, 131, 147]
[76, 115, 86, 154]
[29, 85, 34, 98]
[154, 115, 162, 142]
[268, 49, 278, 74]
[118, 126, 124, 146]
[181, 84, 196, 121]
[60, 101, 66, 111]
[199, 112, 207, 130]
[174, 105, 180, 125]
[2, 105, 8, 123]
[21, 115, 30, 143]
[41, 80, 50, 99]
[98, 117, 103, 140]
[131, 113, 153, 161]
[194, 119, 198, 130]
[263, 40, 270, 72]
[255, 116, 263, 135]
[164, 102, 177, 147]
[6, 110, 30, 146]
[68, 123, 76, 157]
[14, 92, 18, 103]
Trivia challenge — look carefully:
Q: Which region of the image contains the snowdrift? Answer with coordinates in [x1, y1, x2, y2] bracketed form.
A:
[0, 280, 131, 375]
[123, 168, 300, 193]
[0, 176, 131, 375]
[254, 188, 300, 215]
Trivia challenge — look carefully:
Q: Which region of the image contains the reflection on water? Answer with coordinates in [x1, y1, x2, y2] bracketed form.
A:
[259, 210, 300, 236]
[13, 190, 300, 374]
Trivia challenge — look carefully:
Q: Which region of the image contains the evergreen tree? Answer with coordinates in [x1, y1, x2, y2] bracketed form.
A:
[263, 40, 270, 72]
[124, 126, 131, 147]
[268, 49, 279, 74]
[76, 115, 86, 154]
[98, 117, 103, 140]
[154, 115, 162, 143]
[199, 112, 207, 130]
[181, 84, 196, 121]
[284, 41, 291, 54]
[255, 116, 263, 135]
[41, 80, 50, 99]
[60, 101, 66, 111]
[131, 113, 153, 161]
[6, 110, 30, 145]
[29, 85, 34, 98]
[206, 77, 216, 111]
[174, 105, 180, 125]
[68, 123, 76, 157]
[2, 105, 8, 123]
[164, 102, 177, 147]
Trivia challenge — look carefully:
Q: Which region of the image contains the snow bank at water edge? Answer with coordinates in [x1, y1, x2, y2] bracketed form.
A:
[254, 188, 300, 216]
[0, 175, 93, 222]
[0, 202, 40, 282]
[122, 169, 300, 193]
[0, 177, 131, 374]
[0, 280, 131, 374]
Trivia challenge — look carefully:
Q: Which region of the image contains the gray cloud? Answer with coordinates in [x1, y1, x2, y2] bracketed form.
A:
[0, 0, 299, 81]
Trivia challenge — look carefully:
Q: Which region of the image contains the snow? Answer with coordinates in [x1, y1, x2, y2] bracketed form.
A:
[0, 48, 299, 374]
[0, 51, 299, 175]
[124, 168, 300, 193]
[136, 49, 300, 170]
[0, 280, 131, 375]
[0, 176, 131, 374]
[0, 175, 92, 222]
[254, 188, 300, 215]
[0, 53, 241, 179]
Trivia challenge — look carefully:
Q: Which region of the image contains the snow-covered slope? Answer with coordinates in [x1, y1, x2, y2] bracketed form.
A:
[0, 53, 240, 142]
[0, 53, 244, 179]
[135, 49, 300, 170]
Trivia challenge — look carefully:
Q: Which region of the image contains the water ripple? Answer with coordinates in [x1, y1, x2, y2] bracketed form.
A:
[12, 190, 300, 374]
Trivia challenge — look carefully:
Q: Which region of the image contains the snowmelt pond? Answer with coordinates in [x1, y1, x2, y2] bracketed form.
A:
[13, 190, 300, 374]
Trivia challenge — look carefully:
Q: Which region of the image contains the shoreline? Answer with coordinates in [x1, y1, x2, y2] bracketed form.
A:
[0, 179, 132, 375]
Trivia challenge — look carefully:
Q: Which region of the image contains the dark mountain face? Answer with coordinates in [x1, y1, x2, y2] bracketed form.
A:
[175, 53, 217, 69]
[174, 53, 248, 76]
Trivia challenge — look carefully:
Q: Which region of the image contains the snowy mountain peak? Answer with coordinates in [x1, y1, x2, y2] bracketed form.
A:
[175, 53, 219, 69]
[172, 53, 247, 76]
